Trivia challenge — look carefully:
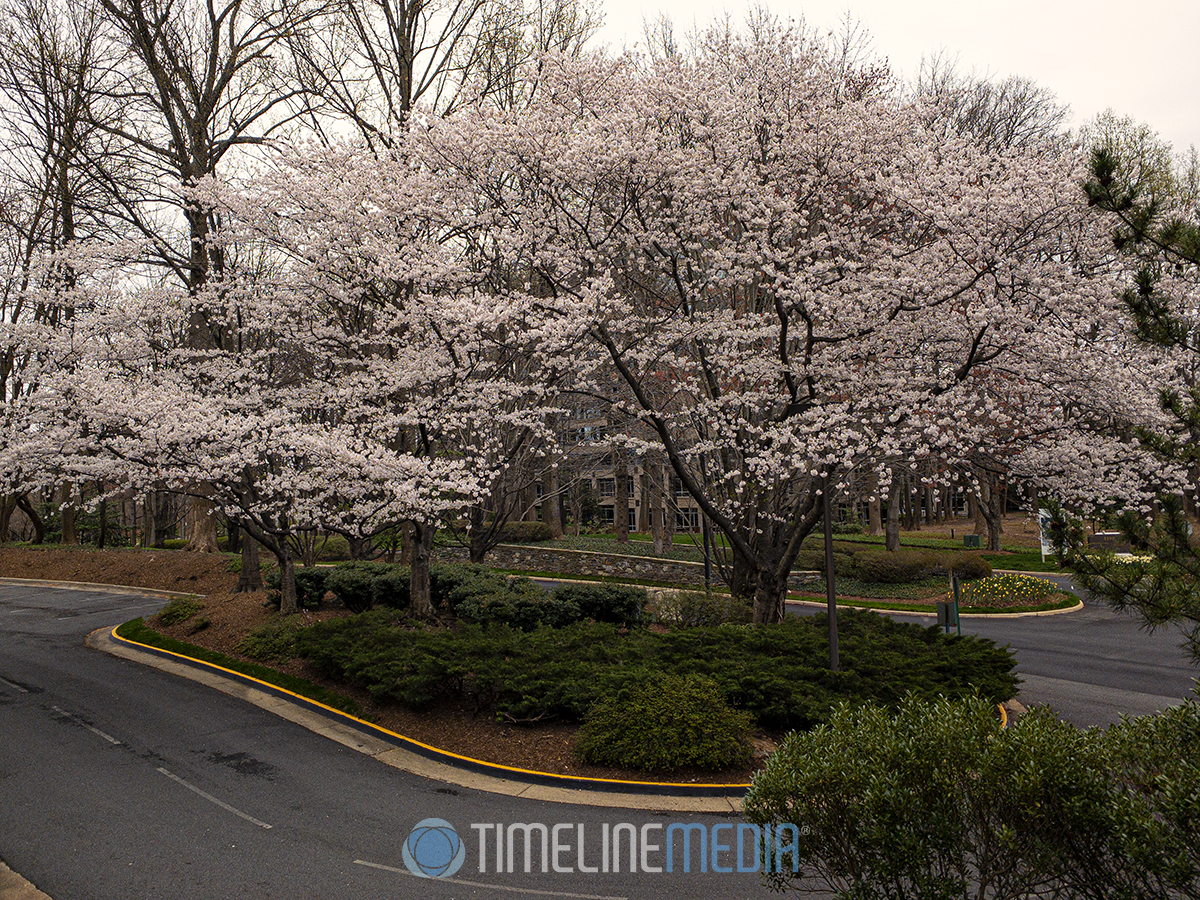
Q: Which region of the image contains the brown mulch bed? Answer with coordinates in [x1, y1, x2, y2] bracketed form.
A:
[0, 546, 763, 784]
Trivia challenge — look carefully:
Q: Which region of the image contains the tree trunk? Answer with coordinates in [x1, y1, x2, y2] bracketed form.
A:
[614, 446, 629, 543]
[730, 551, 757, 613]
[752, 567, 789, 625]
[522, 483, 538, 522]
[235, 533, 263, 592]
[185, 494, 220, 552]
[145, 491, 168, 548]
[346, 533, 369, 560]
[885, 478, 901, 552]
[973, 470, 1004, 551]
[277, 549, 298, 615]
[649, 455, 664, 554]
[0, 495, 15, 543]
[544, 464, 563, 538]
[905, 476, 919, 530]
[868, 497, 882, 536]
[96, 495, 108, 549]
[15, 494, 45, 544]
[469, 528, 489, 564]
[663, 483, 676, 550]
[924, 485, 935, 525]
[399, 521, 414, 565]
[58, 483, 78, 544]
[409, 520, 436, 616]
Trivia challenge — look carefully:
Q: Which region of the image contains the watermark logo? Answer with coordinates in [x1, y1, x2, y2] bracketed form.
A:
[402, 817, 466, 878]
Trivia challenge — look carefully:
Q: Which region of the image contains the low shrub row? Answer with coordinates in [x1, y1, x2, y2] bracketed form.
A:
[267, 560, 648, 629]
[294, 608, 1018, 732]
[794, 547, 992, 584]
[495, 521, 555, 543]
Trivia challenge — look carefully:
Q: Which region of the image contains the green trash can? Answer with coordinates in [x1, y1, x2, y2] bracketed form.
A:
[963, 535, 981, 548]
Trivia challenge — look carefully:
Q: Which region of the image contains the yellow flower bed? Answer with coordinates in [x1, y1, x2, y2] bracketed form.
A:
[959, 573, 1056, 608]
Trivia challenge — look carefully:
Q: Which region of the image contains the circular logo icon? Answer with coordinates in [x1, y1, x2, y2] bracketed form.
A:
[402, 818, 465, 878]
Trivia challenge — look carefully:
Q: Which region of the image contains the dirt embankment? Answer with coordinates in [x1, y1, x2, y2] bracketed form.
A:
[0, 547, 238, 598]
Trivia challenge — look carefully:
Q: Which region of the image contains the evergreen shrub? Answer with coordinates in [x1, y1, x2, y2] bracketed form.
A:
[577, 673, 753, 771]
[314, 534, 352, 561]
[236, 616, 306, 661]
[496, 521, 554, 543]
[795, 548, 856, 577]
[295, 608, 1018, 731]
[325, 561, 402, 613]
[647, 590, 752, 627]
[949, 554, 992, 581]
[551, 583, 647, 625]
[158, 597, 203, 626]
[265, 566, 329, 609]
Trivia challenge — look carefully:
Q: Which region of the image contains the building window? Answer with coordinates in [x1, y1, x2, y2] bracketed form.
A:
[676, 508, 700, 531]
[597, 478, 616, 498]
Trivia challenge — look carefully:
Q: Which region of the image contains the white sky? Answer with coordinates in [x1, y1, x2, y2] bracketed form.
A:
[593, 0, 1200, 154]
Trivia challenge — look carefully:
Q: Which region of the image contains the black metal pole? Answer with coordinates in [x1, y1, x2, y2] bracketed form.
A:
[823, 477, 839, 671]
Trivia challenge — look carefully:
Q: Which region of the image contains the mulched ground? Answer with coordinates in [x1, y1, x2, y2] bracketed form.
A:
[0, 546, 765, 784]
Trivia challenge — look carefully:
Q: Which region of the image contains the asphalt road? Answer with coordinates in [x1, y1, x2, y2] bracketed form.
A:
[0, 584, 780, 900]
[2, 580, 1196, 900]
[886, 572, 1197, 725]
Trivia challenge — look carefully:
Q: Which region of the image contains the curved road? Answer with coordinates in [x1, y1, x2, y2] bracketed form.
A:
[1, 580, 1196, 899]
[884, 572, 1197, 725]
[0, 584, 775, 900]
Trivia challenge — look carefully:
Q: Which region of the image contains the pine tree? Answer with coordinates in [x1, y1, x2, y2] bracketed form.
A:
[1067, 147, 1200, 663]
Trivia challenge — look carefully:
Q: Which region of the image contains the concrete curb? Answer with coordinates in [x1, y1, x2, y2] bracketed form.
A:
[787, 569, 1083, 619]
[89, 623, 746, 812]
[0, 861, 52, 900]
[786, 597, 1084, 619]
[0, 576, 198, 600]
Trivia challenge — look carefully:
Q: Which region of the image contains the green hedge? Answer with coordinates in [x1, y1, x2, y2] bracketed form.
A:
[295, 608, 1017, 729]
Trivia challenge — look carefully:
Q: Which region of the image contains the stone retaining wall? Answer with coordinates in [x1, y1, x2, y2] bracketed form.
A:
[438, 543, 818, 591]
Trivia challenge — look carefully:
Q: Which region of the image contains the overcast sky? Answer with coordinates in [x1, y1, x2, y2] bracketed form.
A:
[593, 0, 1199, 155]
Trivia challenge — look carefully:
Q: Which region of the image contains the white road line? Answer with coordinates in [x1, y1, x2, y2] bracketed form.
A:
[0, 676, 28, 693]
[353, 859, 628, 900]
[156, 767, 272, 829]
[50, 706, 120, 744]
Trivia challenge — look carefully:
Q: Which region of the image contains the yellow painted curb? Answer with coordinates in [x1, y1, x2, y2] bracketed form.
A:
[105, 623, 752, 798]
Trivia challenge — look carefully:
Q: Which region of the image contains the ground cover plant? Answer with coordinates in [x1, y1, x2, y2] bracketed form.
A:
[116, 618, 361, 716]
[293, 608, 1018, 735]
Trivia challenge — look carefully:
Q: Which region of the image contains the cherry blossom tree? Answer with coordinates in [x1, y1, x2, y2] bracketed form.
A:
[417, 24, 1163, 623]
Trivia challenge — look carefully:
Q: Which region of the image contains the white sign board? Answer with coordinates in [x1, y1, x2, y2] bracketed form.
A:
[1037, 508, 1054, 562]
